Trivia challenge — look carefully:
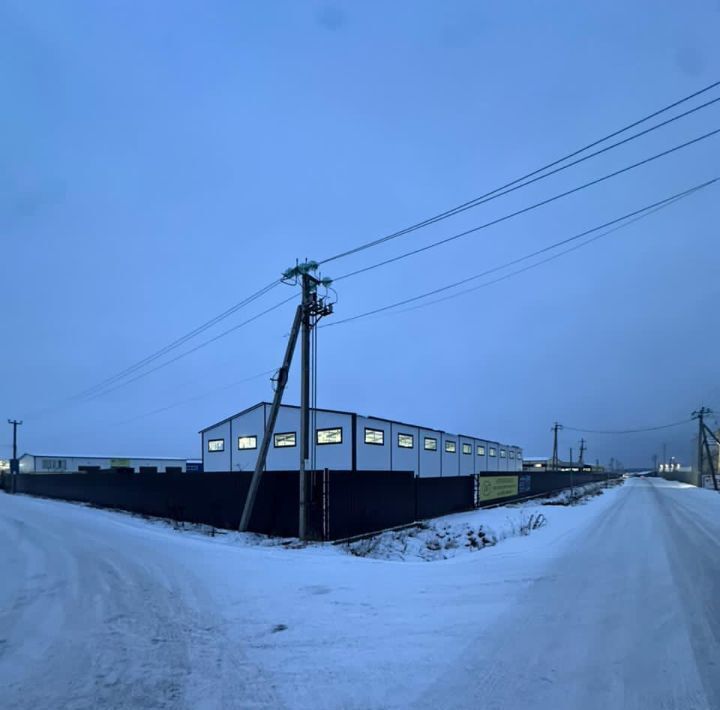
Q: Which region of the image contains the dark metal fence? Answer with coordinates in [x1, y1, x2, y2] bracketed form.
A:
[1, 469, 618, 541]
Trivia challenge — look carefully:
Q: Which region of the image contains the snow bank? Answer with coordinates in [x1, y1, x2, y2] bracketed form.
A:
[343, 480, 621, 561]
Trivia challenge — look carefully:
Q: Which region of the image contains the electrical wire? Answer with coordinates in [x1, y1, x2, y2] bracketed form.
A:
[321, 177, 717, 328]
[81, 293, 297, 402]
[116, 368, 277, 424]
[69, 279, 281, 401]
[319, 80, 720, 265]
[563, 419, 693, 434]
[332, 127, 720, 283]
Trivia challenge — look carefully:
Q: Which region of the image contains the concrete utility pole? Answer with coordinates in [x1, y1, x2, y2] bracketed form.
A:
[551, 422, 563, 471]
[298, 271, 313, 541]
[578, 438, 586, 469]
[7, 419, 22, 493]
[239, 306, 303, 532]
[281, 262, 334, 540]
[692, 406, 717, 490]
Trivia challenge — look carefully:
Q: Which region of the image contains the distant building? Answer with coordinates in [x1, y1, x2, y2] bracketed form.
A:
[18, 453, 189, 474]
[522, 456, 602, 473]
[200, 402, 523, 476]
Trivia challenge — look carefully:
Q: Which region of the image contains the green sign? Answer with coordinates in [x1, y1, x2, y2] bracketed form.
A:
[479, 475, 519, 502]
[110, 458, 131, 468]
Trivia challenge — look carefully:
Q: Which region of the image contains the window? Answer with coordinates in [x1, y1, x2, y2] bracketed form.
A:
[462, 443, 472, 455]
[500, 449, 507, 458]
[207, 439, 225, 452]
[238, 435, 257, 450]
[445, 440, 457, 453]
[41, 458, 66, 470]
[477, 445, 486, 456]
[274, 432, 296, 448]
[364, 428, 384, 445]
[316, 427, 342, 445]
[509, 451, 515, 459]
[424, 437, 438, 451]
[489, 447, 497, 457]
[397, 433, 414, 449]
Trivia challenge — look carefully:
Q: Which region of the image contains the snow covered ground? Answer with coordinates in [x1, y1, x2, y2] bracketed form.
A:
[1, 477, 719, 709]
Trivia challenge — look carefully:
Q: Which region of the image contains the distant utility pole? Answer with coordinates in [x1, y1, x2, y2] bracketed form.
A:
[692, 406, 717, 491]
[578, 438, 586, 469]
[551, 422, 563, 471]
[568, 447, 575, 496]
[7, 419, 22, 494]
[652, 453, 658, 472]
[662, 442, 667, 471]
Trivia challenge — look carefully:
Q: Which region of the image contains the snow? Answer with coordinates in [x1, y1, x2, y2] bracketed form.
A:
[2, 477, 720, 709]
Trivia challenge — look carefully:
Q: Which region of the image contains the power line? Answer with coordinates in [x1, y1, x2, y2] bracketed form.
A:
[332, 127, 720, 283]
[80, 293, 297, 402]
[322, 178, 715, 328]
[69, 279, 281, 402]
[116, 368, 277, 424]
[563, 419, 693, 434]
[319, 80, 720, 265]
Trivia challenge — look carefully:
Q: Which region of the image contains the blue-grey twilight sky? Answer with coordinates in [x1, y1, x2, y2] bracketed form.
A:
[2, 1, 719, 467]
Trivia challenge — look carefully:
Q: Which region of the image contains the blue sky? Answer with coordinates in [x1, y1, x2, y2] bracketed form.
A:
[2, 1, 719, 467]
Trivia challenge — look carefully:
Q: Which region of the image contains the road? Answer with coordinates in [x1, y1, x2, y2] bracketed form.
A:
[1, 478, 719, 709]
[417, 476, 720, 710]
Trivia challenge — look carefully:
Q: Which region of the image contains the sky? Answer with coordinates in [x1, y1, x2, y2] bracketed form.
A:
[2, 0, 719, 468]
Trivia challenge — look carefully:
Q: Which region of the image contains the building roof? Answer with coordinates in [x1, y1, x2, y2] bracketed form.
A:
[21, 453, 187, 461]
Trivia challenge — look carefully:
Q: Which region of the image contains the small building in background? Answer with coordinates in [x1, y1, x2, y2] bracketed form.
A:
[200, 402, 523, 476]
[18, 453, 190, 474]
[522, 456, 602, 473]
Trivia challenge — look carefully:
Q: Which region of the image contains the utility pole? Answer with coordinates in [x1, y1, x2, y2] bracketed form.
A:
[551, 422, 563, 471]
[692, 406, 716, 490]
[239, 306, 303, 532]
[7, 419, 22, 494]
[578, 438, 586, 469]
[568, 446, 575, 496]
[662, 442, 667, 472]
[298, 271, 313, 541]
[283, 262, 333, 540]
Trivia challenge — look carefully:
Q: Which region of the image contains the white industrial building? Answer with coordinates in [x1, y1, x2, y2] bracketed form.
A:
[200, 403, 522, 477]
[18, 453, 189, 474]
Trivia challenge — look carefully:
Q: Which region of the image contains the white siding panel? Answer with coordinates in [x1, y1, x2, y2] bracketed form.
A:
[232, 405, 267, 472]
[391, 423, 419, 475]
[486, 441, 500, 471]
[356, 416, 391, 471]
[311, 410, 353, 470]
[203, 422, 232, 471]
[441, 432, 460, 476]
[459, 436, 474, 475]
[418, 428, 441, 477]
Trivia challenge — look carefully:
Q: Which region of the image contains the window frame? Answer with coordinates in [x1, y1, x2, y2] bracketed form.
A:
[477, 445, 486, 456]
[316, 427, 343, 445]
[273, 432, 297, 448]
[237, 435, 258, 450]
[445, 440, 457, 454]
[424, 436, 438, 451]
[462, 443, 472, 455]
[207, 438, 225, 453]
[397, 432, 414, 449]
[500, 449, 507, 458]
[489, 447, 497, 457]
[364, 427, 385, 446]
